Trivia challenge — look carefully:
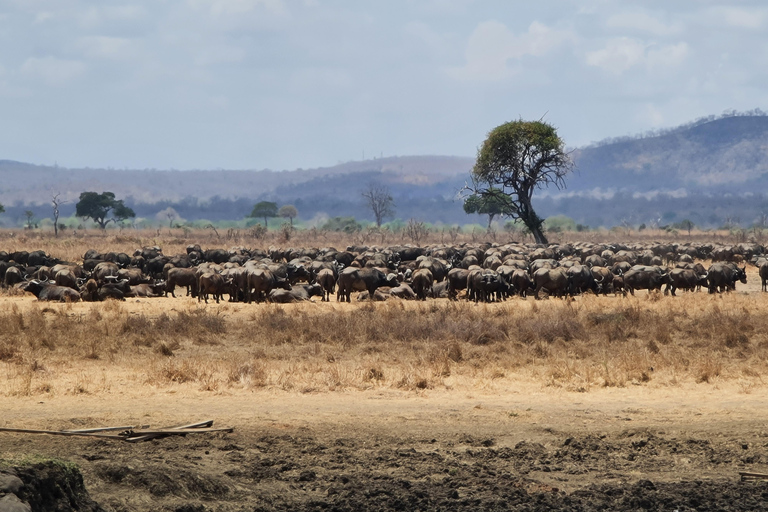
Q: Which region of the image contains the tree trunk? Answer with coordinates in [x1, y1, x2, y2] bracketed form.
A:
[530, 224, 548, 245]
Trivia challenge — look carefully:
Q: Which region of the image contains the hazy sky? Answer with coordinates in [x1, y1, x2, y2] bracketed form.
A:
[1, 1, 767, 171]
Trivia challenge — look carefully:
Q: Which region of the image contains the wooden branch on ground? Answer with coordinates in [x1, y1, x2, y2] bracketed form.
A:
[740, 471, 768, 481]
[0, 420, 230, 443]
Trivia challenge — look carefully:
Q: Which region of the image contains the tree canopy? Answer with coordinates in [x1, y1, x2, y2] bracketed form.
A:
[362, 183, 394, 227]
[469, 119, 573, 244]
[249, 201, 278, 226]
[463, 188, 512, 229]
[0, 203, 4, 214]
[278, 204, 298, 226]
[75, 191, 136, 229]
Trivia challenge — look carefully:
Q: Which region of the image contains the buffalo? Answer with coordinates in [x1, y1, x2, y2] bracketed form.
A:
[24, 280, 81, 302]
[707, 263, 746, 293]
[336, 267, 397, 303]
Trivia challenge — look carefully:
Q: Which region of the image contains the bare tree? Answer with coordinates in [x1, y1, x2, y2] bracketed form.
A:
[404, 219, 429, 246]
[362, 183, 395, 227]
[51, 192, 66, 237]
[156, 206, 180, 228]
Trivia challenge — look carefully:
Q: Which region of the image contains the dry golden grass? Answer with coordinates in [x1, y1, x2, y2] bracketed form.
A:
[1, 229, 765, 398]
[1, 290, 767, 398]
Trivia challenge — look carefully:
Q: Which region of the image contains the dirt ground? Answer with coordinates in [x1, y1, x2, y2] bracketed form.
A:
[3, 383, 768, 511]
[2, 266, 768, 510]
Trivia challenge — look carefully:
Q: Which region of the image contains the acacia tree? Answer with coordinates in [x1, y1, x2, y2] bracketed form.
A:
[249, 201, 278, 227]
[468, 119, 573, 244]
[278, 204, 298, 227]
[75, 191, 136, 229]
[463, 188, 511, 229]
[362, 183, 394, 227]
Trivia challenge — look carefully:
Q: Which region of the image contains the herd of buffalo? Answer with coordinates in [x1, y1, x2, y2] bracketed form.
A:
[0, 240, 765, 304]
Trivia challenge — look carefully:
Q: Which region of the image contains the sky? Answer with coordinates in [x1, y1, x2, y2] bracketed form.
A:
[1, 0, 767, 171]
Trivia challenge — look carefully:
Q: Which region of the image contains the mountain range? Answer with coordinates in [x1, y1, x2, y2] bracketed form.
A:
[2, 112, 768, 229]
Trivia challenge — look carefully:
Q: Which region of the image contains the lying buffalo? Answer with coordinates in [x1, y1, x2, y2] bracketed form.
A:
[268, 284, 324, 303]
[24, 280, 81, 302]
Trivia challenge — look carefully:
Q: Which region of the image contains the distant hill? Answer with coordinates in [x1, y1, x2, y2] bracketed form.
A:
[2, 113, 768, 229]
[566, 114, 768, 195]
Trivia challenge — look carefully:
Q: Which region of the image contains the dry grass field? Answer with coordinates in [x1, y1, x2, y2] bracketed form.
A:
[2, 229, 768, 511]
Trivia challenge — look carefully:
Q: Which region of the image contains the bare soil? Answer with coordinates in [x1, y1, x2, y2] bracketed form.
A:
[4, 357, 768, 510]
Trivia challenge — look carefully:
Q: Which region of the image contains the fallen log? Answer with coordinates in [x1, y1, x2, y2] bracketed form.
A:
[739, 471, 768, 481]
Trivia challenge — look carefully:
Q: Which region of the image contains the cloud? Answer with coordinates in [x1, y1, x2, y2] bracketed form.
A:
[21, 56, 86, 86]
[77, 36, 134, 60]
[194, 45, 246, 66]
[586, 38, 688, 74]
[709, 6, 767, 29]
[449, 20, 572, 81]
[585, 37, 645, 74]
[79, 4, 147, 28]
[188, 0, 287, 16]
[605, 11, 681, 36]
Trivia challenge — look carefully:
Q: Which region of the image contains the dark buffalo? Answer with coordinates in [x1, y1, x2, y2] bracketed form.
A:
[204, 249, 230, 264]
[97, 280, 131, 301]
[54, 269, 79, 290]
[24, 280, 81, 302]
[411, 268, 434, 300]
[315, 268, 336, 302]
[467, 269, 508, 303]
[92, 262, 120, 283]
[532, 268, 570, 299]
[246, 268, 291, 303]
[268, 284, 324, 303]
[707, 262, 746, 293]
[390, 283, 417, 300]
[4, 266, 24, 288]
[761, 262, 768, 292]
[117, 268, 150, 285]
[336, 267, 397, 303]
[665, 268, 700, 296]
[198, 272, 230, 304]
[622, 266, 669, 296]
[446, 268, 470, 300]
[145, 255, 170, 278]
[509, 269, 535, 298]
[566, 264, 600, 296]
[126, 282, 167, 298]
[165, 267, 199, 298]
[417, 258, 450, 282]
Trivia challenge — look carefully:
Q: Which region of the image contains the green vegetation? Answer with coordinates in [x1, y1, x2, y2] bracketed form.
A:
[463, 188, 512, 228]
[248, 201, 279, 226]
[75, 191, 136, 229]
[321, 216, 362, 233]
[468, 119, 573, 244]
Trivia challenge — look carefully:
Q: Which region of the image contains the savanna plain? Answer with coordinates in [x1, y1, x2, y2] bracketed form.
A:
[3, 230, 768, 511]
